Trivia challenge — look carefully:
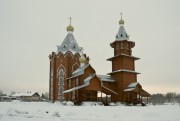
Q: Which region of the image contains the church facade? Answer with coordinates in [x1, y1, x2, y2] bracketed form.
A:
[49, 16, 150, 105]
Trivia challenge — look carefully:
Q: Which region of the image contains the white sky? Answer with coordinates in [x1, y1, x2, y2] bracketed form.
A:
[0, 0, 180, 94]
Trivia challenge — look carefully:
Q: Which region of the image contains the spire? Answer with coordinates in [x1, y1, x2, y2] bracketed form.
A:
[116, 13, 129, 40]
[66, 17, 74, 32]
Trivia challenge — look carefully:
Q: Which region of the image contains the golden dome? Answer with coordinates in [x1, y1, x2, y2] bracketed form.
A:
[66, 25, 74, 32]
[119, 19, 124, 25]
[79, 55, 86, 63]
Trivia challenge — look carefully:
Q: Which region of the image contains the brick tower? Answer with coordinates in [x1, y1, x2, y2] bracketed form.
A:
[107, 14, 140, 102]
[49, 18, 82, 102]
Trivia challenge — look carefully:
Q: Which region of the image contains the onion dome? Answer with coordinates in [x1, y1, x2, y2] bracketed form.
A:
[119, 19, 124, 25]
[79, 55, 86, 63]
[66, 25, 74, 32]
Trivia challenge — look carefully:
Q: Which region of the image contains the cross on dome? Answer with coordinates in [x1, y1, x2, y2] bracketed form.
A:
[69, 17, 72, 25]
[119, 12, 125, 25]
[120, 12, 123, 20]
[66, 17, 74, 32]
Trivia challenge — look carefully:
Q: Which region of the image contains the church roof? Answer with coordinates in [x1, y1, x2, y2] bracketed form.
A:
[97, 75, 115, 82]
[116, 25, 129, 41]
[57, 32, 81, 54]
[107, 54, 140, 61]
[67, 64, 90, 79]
[62, 83, 88, 93]
[127, 82, 139, 88]
[63, 74, 95, 94]
[116, 14, 129, 41]
[11, 92, 39, 97]
[107, 69, 140, 75]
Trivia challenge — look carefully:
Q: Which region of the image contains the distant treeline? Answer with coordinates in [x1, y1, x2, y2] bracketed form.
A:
[149, 92, 180, 105]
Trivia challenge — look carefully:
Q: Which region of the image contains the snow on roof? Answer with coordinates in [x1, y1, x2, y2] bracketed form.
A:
[123, 82, 138, 92]
[67, 64, 90, 79]
[101, 85, 118, 94]
[62, 84, 88, 93]
[63, 74, 95, 93]
[107, 54, 140, 61]
[124, 88, 135, 92]
[57, 33, 81, 54]
[97, 75, 115, 82]
[116, 25, 129, 41]
[107, 69, 140, 75]
[11, 92, 39, 97]
[84, 74, 96, 84]
[127, 82, 139, 88]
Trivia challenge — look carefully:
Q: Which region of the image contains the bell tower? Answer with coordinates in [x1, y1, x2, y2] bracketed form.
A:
[107, 13, 140, 102]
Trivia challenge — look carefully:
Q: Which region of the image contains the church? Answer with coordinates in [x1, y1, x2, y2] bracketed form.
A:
[49, 15, 150, 105]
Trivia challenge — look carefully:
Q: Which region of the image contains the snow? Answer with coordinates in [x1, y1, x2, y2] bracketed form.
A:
[62, 84, 88, 93]
[127, 82, 139, 88]
[68, 64, 90, 79]
[63, 74, 95, 93]
[84, 74, 95, 84]
[107, 54, 140, 61]
[124, 88, 135, 92]
[101, 85, 118, 94]
[11, 92, 38, 97]
[57, 33, 81, 54]
[108, 69, 140, 75]
[97, 75, 115, 82]
[0, 101, 180, 121]
[116, 25, 129, 40]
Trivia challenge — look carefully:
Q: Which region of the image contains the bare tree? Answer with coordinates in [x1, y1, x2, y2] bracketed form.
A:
[10, 91, 16, 96]
[149, 93, 165, 105]
[166, 92, 176, 104]
[0, 90, 3, 96]
[41, 92, 49, 100]
[176, 95, 180, 106]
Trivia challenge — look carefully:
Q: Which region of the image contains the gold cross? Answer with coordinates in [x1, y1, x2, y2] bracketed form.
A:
[68, 17, 72, 25]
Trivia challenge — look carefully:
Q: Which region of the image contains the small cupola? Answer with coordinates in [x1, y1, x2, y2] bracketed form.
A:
[116, 13, 129, 41]
[119, 13, 125, 25]
[66, 17, 74, 32]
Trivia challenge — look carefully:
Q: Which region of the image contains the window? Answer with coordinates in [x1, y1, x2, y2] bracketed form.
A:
[69, 79, 71, 87]
[51, 70, 53, 85]
[72, 91, 75, 99]
[120, 42, 123, 49]
[59, 69, 64, 85]
[127, 43, 129, 49]
[59, 86, 64, 95]
[58, 68, 65, 96]
[76, 78, 79, 86]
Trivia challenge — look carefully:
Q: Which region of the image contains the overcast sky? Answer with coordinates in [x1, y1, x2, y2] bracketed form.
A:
[0, 0, 180, 94]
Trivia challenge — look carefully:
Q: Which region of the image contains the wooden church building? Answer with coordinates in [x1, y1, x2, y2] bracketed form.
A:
[49, 16, 150, 105]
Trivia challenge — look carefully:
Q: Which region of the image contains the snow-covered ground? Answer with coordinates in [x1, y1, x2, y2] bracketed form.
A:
[0, 101, 180, 121]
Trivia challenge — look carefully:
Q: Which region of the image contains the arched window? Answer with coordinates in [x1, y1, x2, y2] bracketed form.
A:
[59, 69, 64, 85]
[58, 68, 65, 96]
[120, 42, 123, 49]
[59, 86, 64, 94]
